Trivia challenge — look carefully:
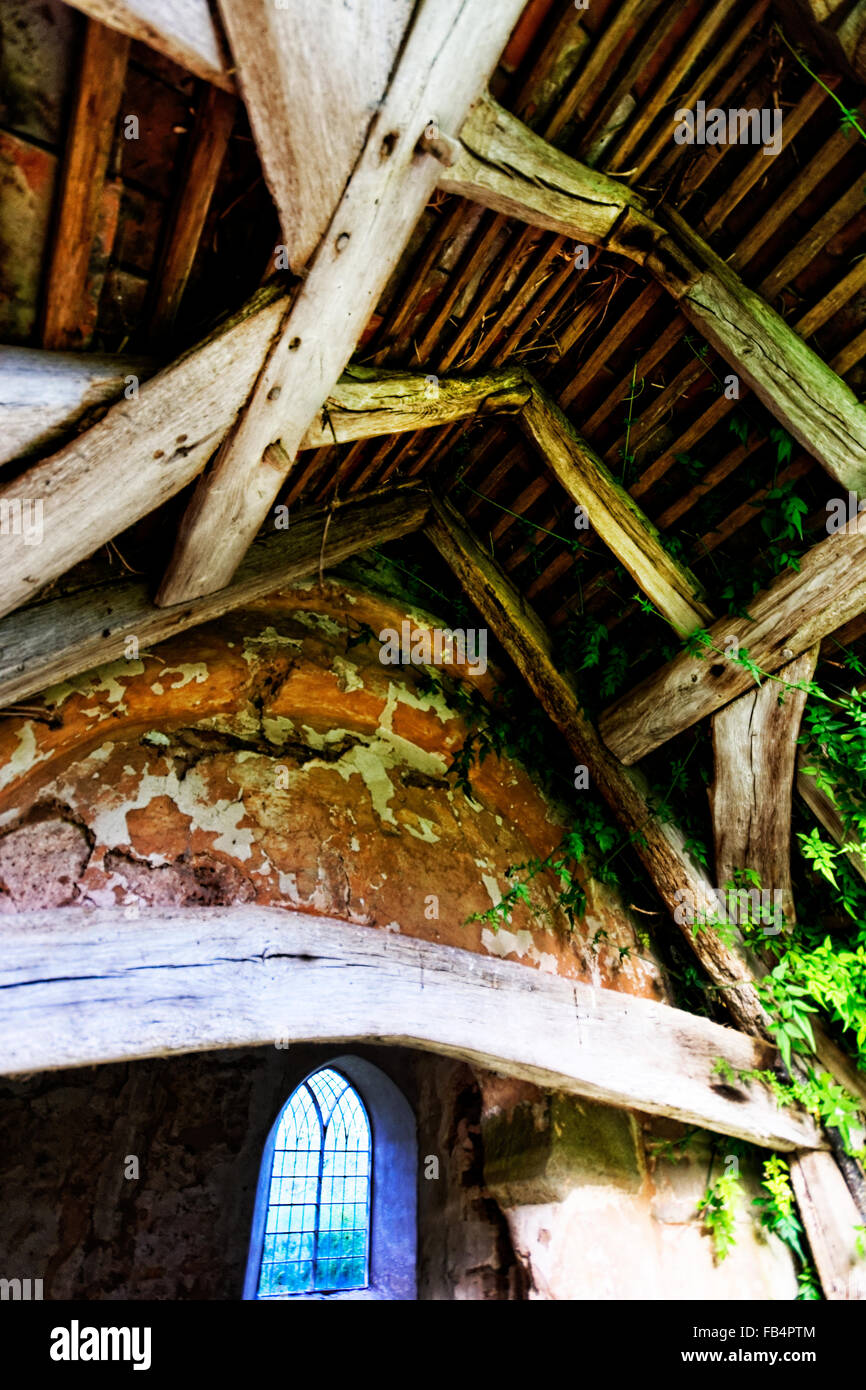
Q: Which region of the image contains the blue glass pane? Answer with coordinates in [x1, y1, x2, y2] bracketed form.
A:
[256, 1067, 372, 1298]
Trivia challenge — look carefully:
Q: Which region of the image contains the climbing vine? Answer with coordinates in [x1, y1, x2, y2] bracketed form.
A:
[690, 1130, 822, 1296]
[753, 1156, 821, 1300]
[667, 617, 866, 1078]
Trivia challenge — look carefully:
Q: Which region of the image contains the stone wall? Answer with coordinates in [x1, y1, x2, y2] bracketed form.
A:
[478, 1075, 798, 1300]
[0, 1047, 799, 1301]
[0, 1044, 521, 1300]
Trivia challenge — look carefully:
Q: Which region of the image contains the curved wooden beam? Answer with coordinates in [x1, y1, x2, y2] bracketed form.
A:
[428, 492, 866, 1119]
[0, 905, 824, 1151]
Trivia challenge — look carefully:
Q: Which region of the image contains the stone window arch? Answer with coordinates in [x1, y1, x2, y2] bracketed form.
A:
[244, 1055, 417, 1300]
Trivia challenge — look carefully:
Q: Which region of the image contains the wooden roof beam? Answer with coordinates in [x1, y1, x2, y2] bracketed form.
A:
[0, 344, 709, 637]
[520, 385, 713, 635]
[0, 351, 530, 470]
[797, 751, 866, 884]
[301, 363, 531, 448]
[652, 210, 866, 496]
[41, 18, 130, 351]
[0, 482, 426, 712]
[427, 492, 778, 1041]
[154, 0, 527, 607]
[0, 332, 537, 622]
[710, 647, 820, 929]
[708, 646, 866, 1294]
[442, 92, 866, 494]
[61, 0, 235, 91]
[0, 345, 154, 468]
[599, 510, 866, 765]
[147, 86, 237, 342]
[215, 0, 414, 276]
[0, 287, 289, 622]
[0, 904, 823, 1150]
[438, 89, 660, 261]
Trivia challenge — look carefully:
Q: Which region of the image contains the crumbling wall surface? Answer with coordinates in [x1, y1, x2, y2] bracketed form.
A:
[0, 579, 666, 998]
[478, 1073, 799, 1301]
[416, 1059, 525, 1300]
[0, 1045, 518, 1300]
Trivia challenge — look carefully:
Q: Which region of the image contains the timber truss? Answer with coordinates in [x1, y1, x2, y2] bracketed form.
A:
[2, 0, 866, 1298]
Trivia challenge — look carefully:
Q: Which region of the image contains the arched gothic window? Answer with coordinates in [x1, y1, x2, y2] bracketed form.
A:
[256, 1067, 371, 1297]
[245, 1056, 417, 1300]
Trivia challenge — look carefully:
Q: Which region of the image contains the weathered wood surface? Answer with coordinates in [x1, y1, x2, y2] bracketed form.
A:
[41, 19, 130, 351]
[62, 0, 235, 90]
[0, 905, 823, 1149]
[653, 211, 866, 495]
[0, 287, 290, 620]
[300, 364, 531, 449]
[0, 483, 427, 710]
[216, 0, 412, 274]
[599, 509, 866, 764]
[790, 1151, 866, 1299]
[157, 0, 526, 606]
[441, 96, 866, 493]
[710, 647, 819, 926]
[707, 641, 866, 1287]
[148, 86, 237, 340]
[0, 347, 153, 467]
[838, 1, 866, 80]
[521, 386, 713, 634]
[440, 90, 658, 260]
[0, 351, 528, 470]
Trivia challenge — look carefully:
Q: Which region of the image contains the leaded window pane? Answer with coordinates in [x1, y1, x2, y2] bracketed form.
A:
[256, 1067, 372, 1297]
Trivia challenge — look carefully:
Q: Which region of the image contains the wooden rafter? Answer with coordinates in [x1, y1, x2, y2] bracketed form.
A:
[155, 0, 527, 606]
[791, 1151, 866, 1299]
[0, 286, 288, 622]
[599, 510, 866, 765]
[710, 647, 820, 927]
[61, 0, 235, 91]
[41, 18, 130, 351]
[0, 353, 713, 638]
[215, 0, 413, 276]
[0, 346, 153, 467]
[8, 7, 862, 640]
[301, 364, 531, 448]
[437, 89, 659, 260]
[707, 644, 866, 1295]
[0, 483, 427, 712]
[653, 210, 866, 496]
[147, 86, 237, 342]
[441, 91, 866, 494]
[797, 752, 866, 884]
[427, 491, 773, 1036]
[520, 385, 712, 634]
[0, 905, 823, 1150]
